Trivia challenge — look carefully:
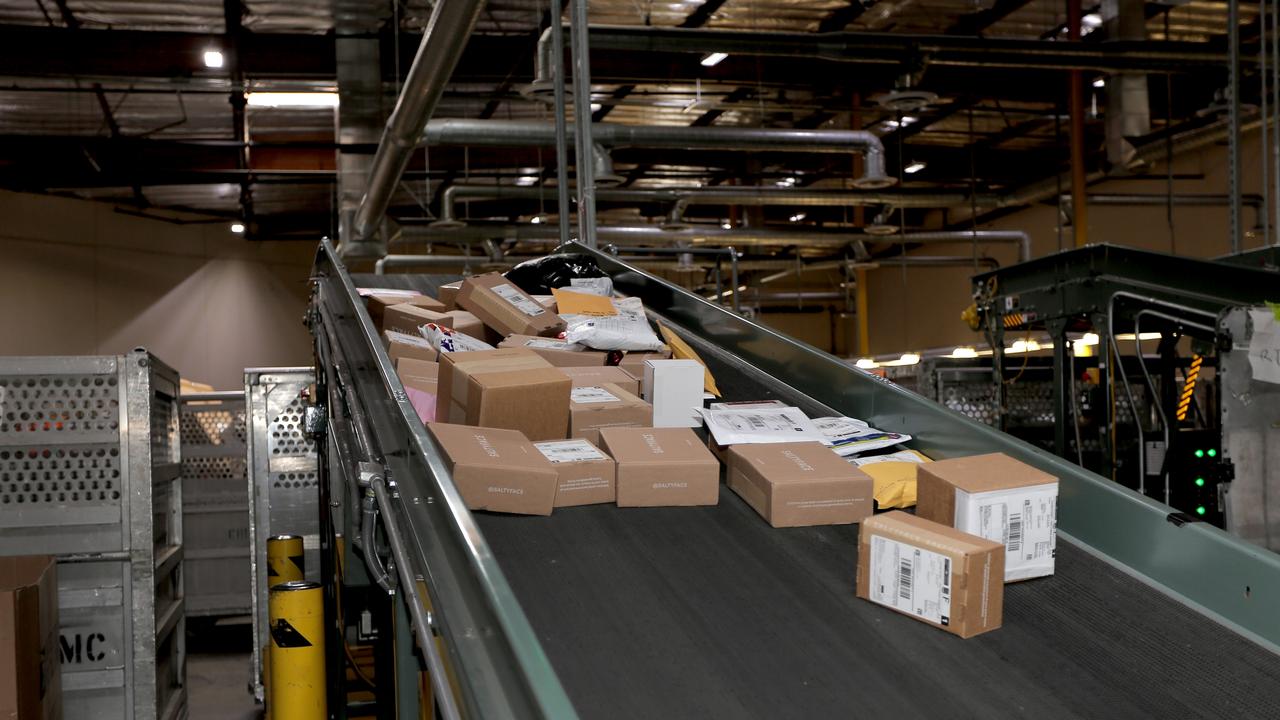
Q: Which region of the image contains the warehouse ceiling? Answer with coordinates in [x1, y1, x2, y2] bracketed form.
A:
[0, 0, 1260, 244]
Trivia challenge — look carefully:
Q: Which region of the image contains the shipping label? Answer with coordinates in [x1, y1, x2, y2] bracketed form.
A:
[869, 535, 952, 626]
[571, 386, 620, 404]
[534, 439, 608, 464]
[955, 484, 1057, 580]
[569, 276, 614, 296]
[491, 283, 546, 316]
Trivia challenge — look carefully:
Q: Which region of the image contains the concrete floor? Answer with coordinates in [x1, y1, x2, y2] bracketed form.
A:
[186, 620, 261, 720]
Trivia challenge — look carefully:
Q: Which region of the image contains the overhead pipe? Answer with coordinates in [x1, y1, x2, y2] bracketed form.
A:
[1058, 193, 1267, 231]
[349, 0, 489, 249]
[423, 119, 894, 188]
[758, 255, 1001, 284]
[430, 184, 996, 228]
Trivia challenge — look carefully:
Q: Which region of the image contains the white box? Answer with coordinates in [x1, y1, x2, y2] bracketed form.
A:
[642, 359, 704, 428]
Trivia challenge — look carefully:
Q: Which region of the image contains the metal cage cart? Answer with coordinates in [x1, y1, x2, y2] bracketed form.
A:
[179, 391, 250, 617]
[0, 350, 186, 720]
[245, 367, 319, 702]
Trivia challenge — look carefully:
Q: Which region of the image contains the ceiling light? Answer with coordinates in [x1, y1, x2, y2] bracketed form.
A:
[700, 52, 729, 67]
[203, 50, 224, 69]
[1082, 13, 1102, 29]
[1115, 332, 1163, 341]
[789, 213, 806, 222]
[904, 161, 926, 174]
[950, 347, 978, 358]
[898, 353, 921, 365]
[776, 176, 798, 187]
[515, 175, 538, 187]
[590, 103, 603, 112]
[245, 92, 339, 108]
[855, 358, 880, 369]
[721, 221, 732, 229]
[1079, 332, 1100, 346]
[230, 222, 245, 234]
[1093, 77, 1106, 89]
[530, 215, 544, 224]
[901, 116, 918, 125]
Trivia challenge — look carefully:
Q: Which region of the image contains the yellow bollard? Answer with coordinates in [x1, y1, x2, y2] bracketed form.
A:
[268, 580, 326, 720]
[267, 534, 305, 588]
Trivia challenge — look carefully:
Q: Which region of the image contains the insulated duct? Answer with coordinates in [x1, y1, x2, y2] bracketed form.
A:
[349, 0, 489, 249]
[422, 120, 894, 189]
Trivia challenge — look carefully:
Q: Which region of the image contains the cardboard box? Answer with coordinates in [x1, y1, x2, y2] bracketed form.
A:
[499, 335, 608, 367]
[599, 427, 719, 507]
[0, 555, 60, 720]
[397, 358, 440, 424]
[856, 511, 1004, 639]
[383, 304, 452, 337]
[642, 359, 704, 427]
[618, 350, 671, 378]
[533, 439, 617, 507]
[438, 281, 462, 310]
[915, 452, 1058, 582]
[726, 442, 874, 527]
[436, 349, 570, 441]
[366, 293, 445, 329]
[383, 330, 438, 365]
[556, 366, 641, 397]
[457, 272, 567, 337]
[531, 295, 558, 312]
[428, 423, 558, 515]
[568, 383, 652, 445]
[445, 310, 486, 341]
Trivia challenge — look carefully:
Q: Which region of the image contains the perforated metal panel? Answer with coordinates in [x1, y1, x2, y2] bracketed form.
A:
[246, 367, 318, 702]
[0, 371, 121, 442]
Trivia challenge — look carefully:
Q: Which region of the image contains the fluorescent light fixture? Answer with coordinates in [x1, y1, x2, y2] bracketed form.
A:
[515, 175, 538, 186]
[880, 353, 921, 367]
[590, 103, 603, 112]
[245, 92, 339, 108]
[855, 358, 880, 369]
[1092, 77, 1106, 89]
[530, 215, 544, 224]
[1115, 332, 1163, 341]
[904, 161, 926, 174]
[950, 347, 978, 359]
[1079, 332, 1100, 346]
[701, 52, 729, 67]
[203, 50, 224, 69]
[901, 116, 918, 125]
[776, 176, 798, 187]
[789, 213, 806, 222]
[230, 222, 245, 234]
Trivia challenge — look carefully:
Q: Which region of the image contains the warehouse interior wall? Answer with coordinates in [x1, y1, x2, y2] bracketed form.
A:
[866, 129, 1270, 356]
[0, 190, 315, 389]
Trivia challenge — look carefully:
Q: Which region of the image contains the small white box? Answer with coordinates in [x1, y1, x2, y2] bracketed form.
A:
[642, 359, 704, 428]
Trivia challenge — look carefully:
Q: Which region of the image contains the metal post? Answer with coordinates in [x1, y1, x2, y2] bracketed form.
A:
[1068, 0, 1089, 247]
[568, 1, 598, 247]
[855, 268, 870, 356]
[1273, 0, 1280, 245]
[1229, 0, 1242, 253]
[550, 18, 572, 245]
[728, 246, 740, 313]
[1050, 320, 1070, 458]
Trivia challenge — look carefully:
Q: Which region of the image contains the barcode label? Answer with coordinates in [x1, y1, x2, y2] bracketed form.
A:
[898, 558, 914, 601]
[491, 283, 546, 316]
[1007, 513, 1023, 554]
[869, 536, 951, 625]
[534, 439, 608, 464]
[747, 416, 767, 430]
[572, 386, 620, 404]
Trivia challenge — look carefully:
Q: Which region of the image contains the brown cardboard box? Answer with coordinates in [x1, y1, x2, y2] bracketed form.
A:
[0, 555, 61, 720]
[856, 511, 1004, 638]
[499, 335, 608, 368]
[397, 358, 440, 424]
[915, 452, 1059, 583]
[383, 330, 438, 365]
[457, 272, 567, 337]
[618, 350, 672, 379]
[436, 349, 571, 441]
[438, 281, 462, 310]
[599, 427, 719, 507]
[366, 293, 445, 329]
[568, 383, 652, 445]
[556, 366, 641, 397]
[428, 423, 558, 515]
[446, 310, 487, 341]
[532, 439, 617, 507]
[531, 295, 558, 312]
[383, 304, 452, 337]
[726, 442, 874, 527]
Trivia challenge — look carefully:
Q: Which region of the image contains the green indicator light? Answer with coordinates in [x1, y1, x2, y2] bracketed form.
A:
[1196, 506, 1207, 516]
[1195, 449, 1205, 458]
[1208, 449, 1217, 458]
[1195, 478, 1205, 487]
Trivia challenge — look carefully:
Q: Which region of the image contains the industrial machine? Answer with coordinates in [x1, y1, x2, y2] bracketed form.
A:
[300, 238, 1280, 718]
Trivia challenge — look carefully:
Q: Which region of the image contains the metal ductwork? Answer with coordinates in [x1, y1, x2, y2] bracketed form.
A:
[422, 120, 894, 189]
[347, 0, 489, 252]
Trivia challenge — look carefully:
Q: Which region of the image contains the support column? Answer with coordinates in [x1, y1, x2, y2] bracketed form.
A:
[336, 37, 386, 258]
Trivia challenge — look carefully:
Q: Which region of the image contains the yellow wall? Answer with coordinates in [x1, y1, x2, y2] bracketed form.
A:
[0, 190, 315, 389]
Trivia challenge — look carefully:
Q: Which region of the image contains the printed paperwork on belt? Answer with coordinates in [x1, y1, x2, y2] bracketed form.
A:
[814, 416, 913, 456]
[700, 406, 824, 446]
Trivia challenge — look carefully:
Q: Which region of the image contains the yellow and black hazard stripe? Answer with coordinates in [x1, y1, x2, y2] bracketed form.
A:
[1176, 354, 1203, 423]
[267, 534, 305, 588]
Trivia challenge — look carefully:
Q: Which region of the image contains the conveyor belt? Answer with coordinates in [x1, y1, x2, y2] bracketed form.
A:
[353, 272, 1280, 718]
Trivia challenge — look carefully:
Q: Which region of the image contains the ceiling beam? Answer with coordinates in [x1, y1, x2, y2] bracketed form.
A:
[817, 1, 874, 33]
[947, 0, 1039, 36]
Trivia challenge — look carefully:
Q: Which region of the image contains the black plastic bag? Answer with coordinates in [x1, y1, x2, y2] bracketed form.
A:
[503, 253, 609, 295]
